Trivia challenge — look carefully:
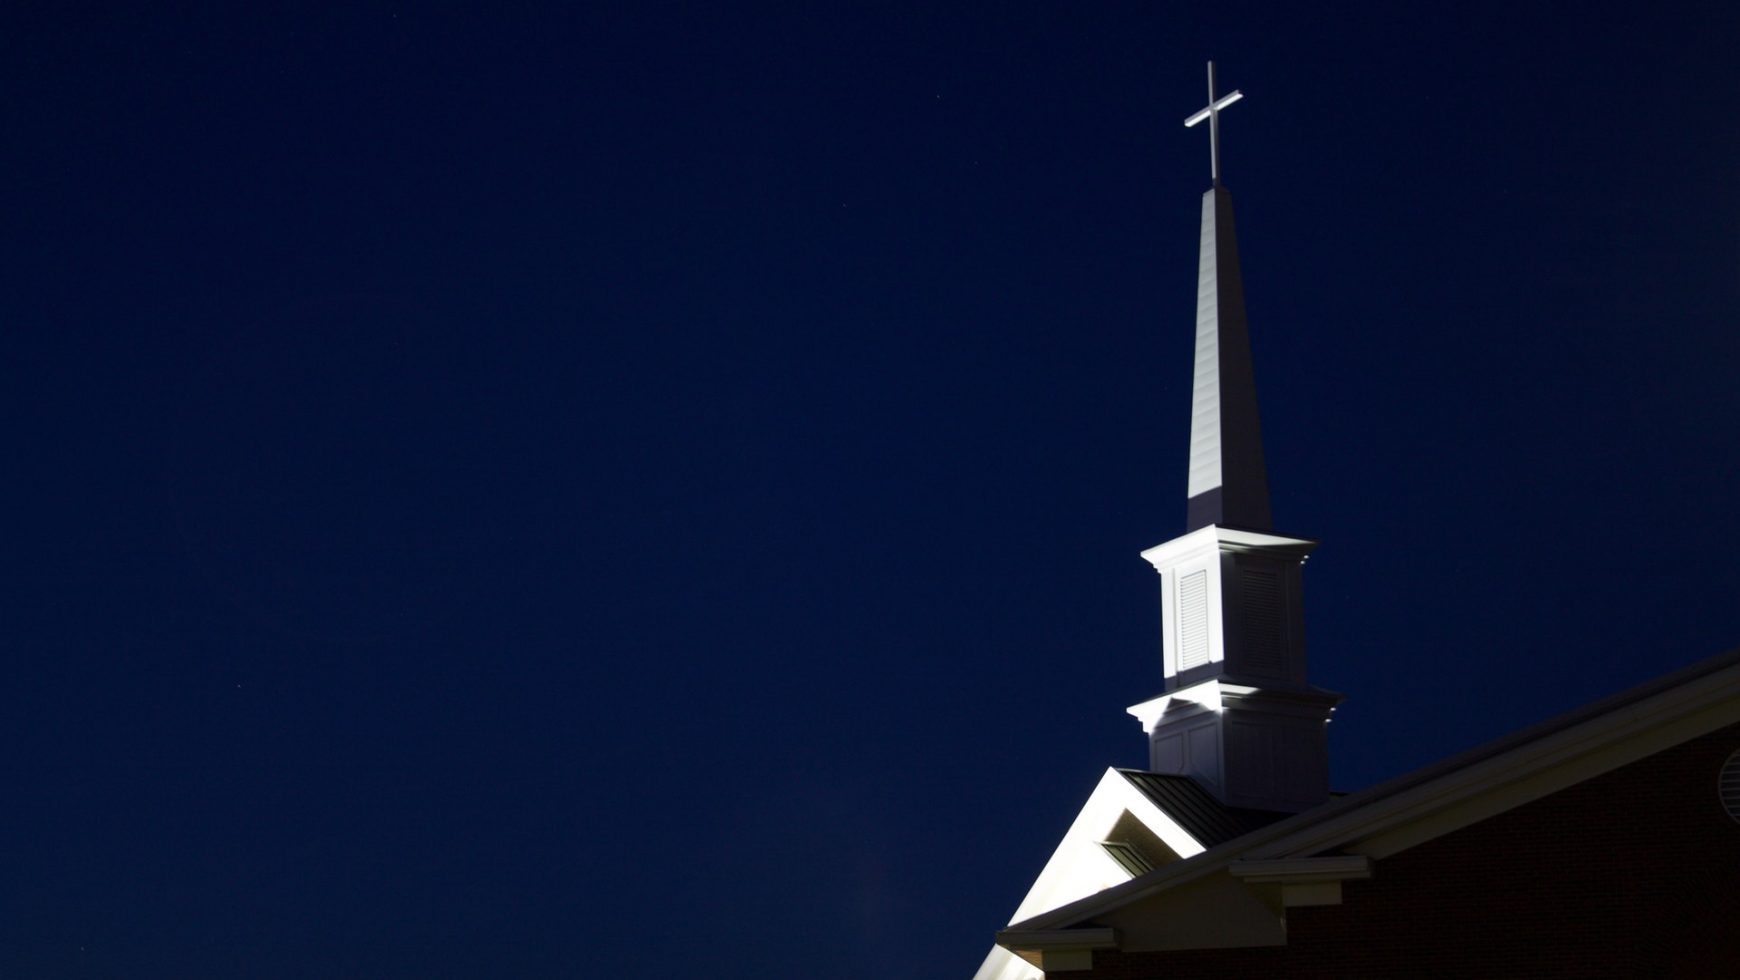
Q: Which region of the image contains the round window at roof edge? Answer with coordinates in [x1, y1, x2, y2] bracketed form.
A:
[1721, 749, 1740, 824]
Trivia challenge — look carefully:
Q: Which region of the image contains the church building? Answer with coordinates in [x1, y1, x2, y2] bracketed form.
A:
[971, 65, 1740, 979]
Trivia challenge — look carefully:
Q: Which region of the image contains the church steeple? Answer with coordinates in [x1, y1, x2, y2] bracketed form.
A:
[1125, 64, 1341, 814]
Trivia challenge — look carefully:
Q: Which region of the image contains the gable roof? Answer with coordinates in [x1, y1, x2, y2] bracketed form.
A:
[1001, 646, 1740, 951]
[972, 766, 1292, 980]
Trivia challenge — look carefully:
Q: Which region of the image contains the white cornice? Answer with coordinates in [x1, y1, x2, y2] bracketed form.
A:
[1140, 524, 1317, 572]
[1128, 678, 1343, 734]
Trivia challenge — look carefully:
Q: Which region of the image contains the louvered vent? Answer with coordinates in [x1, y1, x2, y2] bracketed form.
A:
[1722, 749, 1740, 823]
[1241, 568, 1285, 675]
[1178, 570, 1210, 670]
[1098, 840, 1155, 877]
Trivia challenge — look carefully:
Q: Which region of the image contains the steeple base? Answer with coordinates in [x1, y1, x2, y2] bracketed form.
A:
[1128, 679, 1341, 813]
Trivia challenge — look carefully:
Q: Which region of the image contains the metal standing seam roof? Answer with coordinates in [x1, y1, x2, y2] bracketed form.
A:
[1115, 770, 1290, 847]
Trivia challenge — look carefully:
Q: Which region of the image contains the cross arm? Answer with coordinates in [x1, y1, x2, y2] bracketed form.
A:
[1184, 90, 1243, 127]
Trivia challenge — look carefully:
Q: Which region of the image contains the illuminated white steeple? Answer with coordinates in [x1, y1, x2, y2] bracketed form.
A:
[1126, 63, 1341, 814]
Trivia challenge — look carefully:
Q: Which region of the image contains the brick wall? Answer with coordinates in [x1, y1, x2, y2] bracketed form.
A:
[1064, 722, 1740, 979]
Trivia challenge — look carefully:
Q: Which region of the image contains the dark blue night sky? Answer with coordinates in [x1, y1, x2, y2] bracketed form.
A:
[5, 3, 1738, 977]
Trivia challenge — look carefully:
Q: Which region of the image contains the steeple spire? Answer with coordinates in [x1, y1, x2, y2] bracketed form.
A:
[1181, 61, 1270, 533]
[1185, 186, 1271, 531]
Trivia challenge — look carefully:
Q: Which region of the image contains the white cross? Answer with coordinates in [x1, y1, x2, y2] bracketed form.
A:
[1183, 61, 1243, 186]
